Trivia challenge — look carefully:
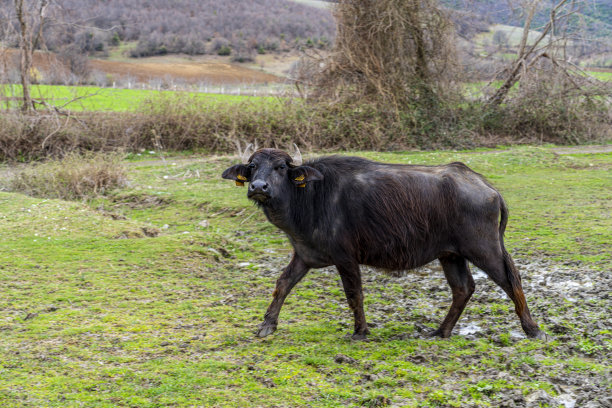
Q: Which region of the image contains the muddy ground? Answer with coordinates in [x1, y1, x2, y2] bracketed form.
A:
[249, 251, 611, 407]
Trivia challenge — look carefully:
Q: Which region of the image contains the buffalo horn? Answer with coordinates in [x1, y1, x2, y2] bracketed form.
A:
[290, 143, 302, 166]
[242, 143, 255, 164]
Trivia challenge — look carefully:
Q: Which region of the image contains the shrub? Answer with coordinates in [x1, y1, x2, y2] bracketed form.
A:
[4, 152, 127, 200]
[230, 53, 254, 63]
[217, 45, 231, 56]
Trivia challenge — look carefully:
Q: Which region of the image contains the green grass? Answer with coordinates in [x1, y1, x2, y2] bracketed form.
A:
[0, 84, 274, 112]
[0, 146, 610, 406]
[106, 41, 139, 61]
[587, 70, 612, 81]
[2, 72, 607, 115]
[474, 24, 549, 48]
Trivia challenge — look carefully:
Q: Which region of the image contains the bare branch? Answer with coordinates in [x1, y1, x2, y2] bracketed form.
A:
[487, 0, 570, 106]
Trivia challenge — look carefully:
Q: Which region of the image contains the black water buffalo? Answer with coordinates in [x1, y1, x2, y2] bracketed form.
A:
[222, 147, 545, 341]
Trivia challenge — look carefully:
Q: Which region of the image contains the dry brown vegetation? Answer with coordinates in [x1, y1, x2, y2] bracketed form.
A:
[484, 59, 612, 143]
[294, 0, 612, 148]
[308, 0, 459, 108]
[1, 91, 609, 164]
[3, 152, 127, 199]
[0, 1, 610, 162]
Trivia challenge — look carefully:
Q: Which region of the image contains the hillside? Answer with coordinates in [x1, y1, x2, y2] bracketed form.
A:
[2, 0, 610, 88]
[442, 0, 612, 38]
[0, 0, 335, 58]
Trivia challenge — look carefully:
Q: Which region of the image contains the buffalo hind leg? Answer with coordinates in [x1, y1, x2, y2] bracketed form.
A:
[337, 263, 369, 340]
[257, 252, 310, 337]
[469, 249, 545, 340]
[431, 255, 475, 338]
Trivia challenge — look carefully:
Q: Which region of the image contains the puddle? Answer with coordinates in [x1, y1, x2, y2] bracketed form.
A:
[549, 279, 594, 291]
[472, 268, 487, 280]
[556, 393, 577, 408]
[457, 322, 482, 336]
[509, 330, 526, 341]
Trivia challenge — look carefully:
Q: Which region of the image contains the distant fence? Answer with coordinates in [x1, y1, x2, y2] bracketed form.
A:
[112, 80, 300, 97]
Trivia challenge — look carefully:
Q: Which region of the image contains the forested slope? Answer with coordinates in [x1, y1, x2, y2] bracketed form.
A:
[0, 0, 335, 57]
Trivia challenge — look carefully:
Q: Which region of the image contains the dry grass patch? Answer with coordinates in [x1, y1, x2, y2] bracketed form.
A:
[4, 152, 127, 200]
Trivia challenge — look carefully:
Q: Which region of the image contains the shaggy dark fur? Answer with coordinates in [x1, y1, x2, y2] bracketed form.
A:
[222, 148, 544, 340]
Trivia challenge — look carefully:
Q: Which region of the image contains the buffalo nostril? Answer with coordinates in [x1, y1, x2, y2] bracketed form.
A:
[262, 184, 268, 191]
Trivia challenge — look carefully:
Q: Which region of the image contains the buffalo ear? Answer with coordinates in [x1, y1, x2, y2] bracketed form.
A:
[288, 166, 323, 188]
[222, 164, 251, 186]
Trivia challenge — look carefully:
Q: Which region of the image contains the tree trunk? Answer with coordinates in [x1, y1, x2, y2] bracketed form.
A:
[15, 0, 34, 112]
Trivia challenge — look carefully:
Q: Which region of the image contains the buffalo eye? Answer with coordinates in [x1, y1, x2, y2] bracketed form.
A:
[248, 163, 256, 169]
[275, 164, 286, 171]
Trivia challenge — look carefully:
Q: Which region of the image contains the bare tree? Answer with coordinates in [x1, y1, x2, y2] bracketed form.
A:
[487, 0, 573, 106]
[14, 0, 49, 112]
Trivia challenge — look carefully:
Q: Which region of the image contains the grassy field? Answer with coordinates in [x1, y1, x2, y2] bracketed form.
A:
[474, 24, 548, 48]
[0, 84, 273, 112]
[0, 146, 610, 407]
[2, 67, 610, 112]
[588, 70, 612, 81]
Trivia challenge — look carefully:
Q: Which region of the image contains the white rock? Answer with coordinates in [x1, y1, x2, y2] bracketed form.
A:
[556, 394, 576, 408]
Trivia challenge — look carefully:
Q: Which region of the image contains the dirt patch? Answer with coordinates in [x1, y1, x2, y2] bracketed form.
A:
[89, 58, 282, 85]
[2, 49, 283, 85]
[115, 226, 160, 239]
[244, 52, 301, 77]
[2, 49, 68, 77]
[110, 192, 173, 209]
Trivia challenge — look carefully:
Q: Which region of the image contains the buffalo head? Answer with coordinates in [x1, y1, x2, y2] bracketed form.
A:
[222, 147, 323, 205]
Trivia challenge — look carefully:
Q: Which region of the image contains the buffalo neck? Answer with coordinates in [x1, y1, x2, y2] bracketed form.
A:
[261, 181, 330, 243]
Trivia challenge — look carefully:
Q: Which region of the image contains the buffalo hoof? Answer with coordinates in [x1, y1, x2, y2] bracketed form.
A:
[256, 322, 277, 338]
[350, 332, 369, 341]
[428, 329, 450, 338]
[529, 330, 549, 341]
[348, 328, 370, 341]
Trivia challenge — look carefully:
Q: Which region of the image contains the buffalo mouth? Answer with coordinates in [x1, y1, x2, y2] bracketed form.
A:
[248, 192, 271, 203]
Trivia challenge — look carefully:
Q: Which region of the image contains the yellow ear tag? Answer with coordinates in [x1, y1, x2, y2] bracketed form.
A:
[237, 175, 247, 181]
[294, 174, 306, 188]
[235, 181, 244, 187]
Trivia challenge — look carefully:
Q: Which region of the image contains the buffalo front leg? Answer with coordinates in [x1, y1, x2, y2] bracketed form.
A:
[256, 253, 310, 337]
[337, 263, 369, 340]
